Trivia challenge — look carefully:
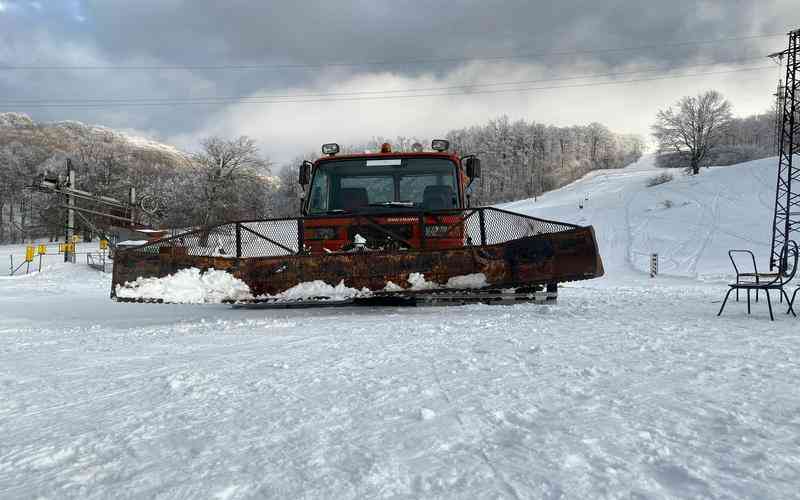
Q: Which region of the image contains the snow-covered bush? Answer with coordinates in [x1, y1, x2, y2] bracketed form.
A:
[646, 173, 674, 187]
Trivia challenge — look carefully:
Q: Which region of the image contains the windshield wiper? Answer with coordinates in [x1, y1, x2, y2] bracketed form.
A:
[367, 201, 415, 208]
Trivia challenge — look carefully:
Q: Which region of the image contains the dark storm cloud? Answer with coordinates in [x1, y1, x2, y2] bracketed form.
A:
[0, 0, 795, 151]
[82, 0, 784, 67]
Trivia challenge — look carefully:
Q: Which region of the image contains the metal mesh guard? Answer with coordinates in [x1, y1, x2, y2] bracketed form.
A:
[124, 207, 579, 258]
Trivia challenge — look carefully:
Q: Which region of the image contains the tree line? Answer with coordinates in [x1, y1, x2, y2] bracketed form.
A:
[0, 101, 779, 244]
[446, 117, 644, 205]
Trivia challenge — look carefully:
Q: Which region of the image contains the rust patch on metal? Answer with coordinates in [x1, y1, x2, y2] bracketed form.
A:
[113, 226, 603, 299]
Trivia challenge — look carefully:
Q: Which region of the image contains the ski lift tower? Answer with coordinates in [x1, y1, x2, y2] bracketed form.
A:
[769, 28, 800, 270]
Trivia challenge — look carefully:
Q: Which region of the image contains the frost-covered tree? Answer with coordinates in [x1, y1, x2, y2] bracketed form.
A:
[652, 90, 733, 175]
[188, 136, 272, 227]
[445, 116, 644, 205]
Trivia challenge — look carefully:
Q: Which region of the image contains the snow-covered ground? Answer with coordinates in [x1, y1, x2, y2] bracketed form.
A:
[2, 156, 799, 499]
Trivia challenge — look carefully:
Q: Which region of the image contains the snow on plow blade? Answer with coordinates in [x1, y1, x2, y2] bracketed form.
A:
[111, 207, 604, 304]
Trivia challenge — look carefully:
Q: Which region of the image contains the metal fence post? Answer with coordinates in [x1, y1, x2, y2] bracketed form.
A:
[235, 223, 242, 259]
[297, 218, 305, 254]
[650, 253, 658, 278]
[478, 209, 487, 246]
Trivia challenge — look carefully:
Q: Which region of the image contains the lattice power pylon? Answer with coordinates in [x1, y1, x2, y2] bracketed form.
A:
[769, 29, 800, 270]
[773, 80, 784, 154]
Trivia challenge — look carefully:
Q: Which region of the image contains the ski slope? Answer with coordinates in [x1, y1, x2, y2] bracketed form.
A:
[2, 157, 800, 499]
[504, 155, 777, 280]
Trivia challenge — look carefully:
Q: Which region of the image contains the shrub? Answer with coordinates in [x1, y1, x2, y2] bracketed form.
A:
[646, 172, 674, 187]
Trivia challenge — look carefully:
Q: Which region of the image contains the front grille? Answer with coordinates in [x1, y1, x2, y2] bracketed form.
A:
[347, 224, 413, 246]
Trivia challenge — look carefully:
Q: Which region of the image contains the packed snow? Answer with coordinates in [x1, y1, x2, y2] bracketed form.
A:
[446, 273, 489, 289]
[407, 271, 439, 290]
[115, 269, 490, 305]
[115, 268, 253, 303]
[2, 156, 800, 498]
[259, 279, 371, 302]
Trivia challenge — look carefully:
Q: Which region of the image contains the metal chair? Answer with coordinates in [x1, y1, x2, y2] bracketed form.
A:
[718, 240, 798, 321]
[727, 249, 778, 304]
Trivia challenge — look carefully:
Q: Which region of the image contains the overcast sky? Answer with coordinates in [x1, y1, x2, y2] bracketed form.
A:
[0, 0, 796, 163]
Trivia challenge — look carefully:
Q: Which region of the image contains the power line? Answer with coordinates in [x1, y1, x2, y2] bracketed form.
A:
[0, 33, 785, 71]
[0, 56, 768, 105]
[0, 66, 775, 109]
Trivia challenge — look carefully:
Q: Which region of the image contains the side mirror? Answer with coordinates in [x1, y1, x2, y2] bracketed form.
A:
[465, 157, 481, 179]
[298, 161, 312, 186]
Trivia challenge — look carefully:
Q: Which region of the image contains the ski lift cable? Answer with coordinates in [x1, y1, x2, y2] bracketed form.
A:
[1, 65, 775, 109]
[0, 56, 769, 104]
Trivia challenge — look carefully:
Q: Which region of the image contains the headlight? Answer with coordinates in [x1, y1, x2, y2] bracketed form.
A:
[321, 143, 340, 156]
[424, 224, 452, 237]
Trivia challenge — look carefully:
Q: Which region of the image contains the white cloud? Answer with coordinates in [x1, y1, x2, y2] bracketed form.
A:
[176, 60, 777, 163]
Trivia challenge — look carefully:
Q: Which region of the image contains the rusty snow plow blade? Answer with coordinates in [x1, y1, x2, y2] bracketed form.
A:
[111, 207, 603, 306]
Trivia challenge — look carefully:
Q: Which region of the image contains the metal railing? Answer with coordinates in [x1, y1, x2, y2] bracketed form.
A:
[122, 207, 580, 259]
[86, 252, 112, 273]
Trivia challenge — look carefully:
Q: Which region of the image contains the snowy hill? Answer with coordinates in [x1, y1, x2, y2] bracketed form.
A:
[504, 154, 778, 281]
[0, 112, 189, 165]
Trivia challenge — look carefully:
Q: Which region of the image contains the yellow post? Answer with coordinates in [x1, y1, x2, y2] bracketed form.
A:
[65, 243, 75, 254]
[58, 243, 65, 253]
[25, 246, 35, 262]
[37, 244, 47, 255]
[99, 239, 109, 251]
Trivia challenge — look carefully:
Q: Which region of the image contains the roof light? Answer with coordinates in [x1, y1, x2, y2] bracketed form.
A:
[411, 142, 424, 152]
[322, 143, 340, 156]
[431, 139, 450, 152]
[380, 142, 392, 153]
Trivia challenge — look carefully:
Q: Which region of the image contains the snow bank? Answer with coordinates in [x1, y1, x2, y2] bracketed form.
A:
[404, 272, 489, 291]
[261, 280, 371, 302]
[383, 281, 404, 292]
[407, 272, 438, 290]
[115, 268, 253, 303]
[445, 273, 488, 289]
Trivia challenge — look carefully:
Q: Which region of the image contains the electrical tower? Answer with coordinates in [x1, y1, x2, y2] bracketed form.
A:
[773, 80, 784, 154]
[769, 29, 800, 270]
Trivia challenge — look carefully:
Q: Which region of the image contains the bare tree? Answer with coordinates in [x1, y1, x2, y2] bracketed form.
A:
[188, 136, 272, 228]
[653, 90, 733, 175]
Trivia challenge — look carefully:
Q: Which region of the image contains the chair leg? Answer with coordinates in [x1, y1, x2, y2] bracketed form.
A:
[766, 290, 774, 321]
[736, 289, 739, 302]
[747, 289, 751, 314]
[756, 289, 759, 303]
[781, 289, 796, 316]
[718, 288, 734, 317]
[788, 287, 799, 317]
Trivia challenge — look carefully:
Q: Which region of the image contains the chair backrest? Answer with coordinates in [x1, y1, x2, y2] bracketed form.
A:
[423, 185, 456, 210]
[728, 249, 758, 278]
[779, 240, 799, 283]
[339, 188, 369, 210]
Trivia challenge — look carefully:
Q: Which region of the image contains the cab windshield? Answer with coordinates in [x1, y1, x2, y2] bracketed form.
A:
[306, 157, 459, 214]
